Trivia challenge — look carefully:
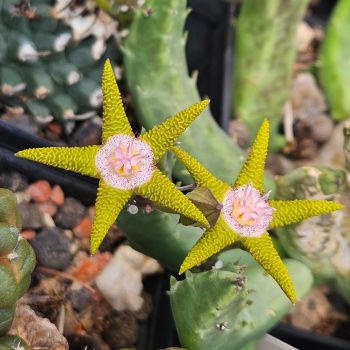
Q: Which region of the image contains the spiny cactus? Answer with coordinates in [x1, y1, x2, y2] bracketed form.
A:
[169, 249, 313, 350]
[318, 0, 350, 121]
[0, 0, 119, 130]
[0, 189, 35, 348]
[123, 0, 245, 185]
[232, 0, 308, 151]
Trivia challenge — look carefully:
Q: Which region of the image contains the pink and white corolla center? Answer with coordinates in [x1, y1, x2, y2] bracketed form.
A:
[221, 184, 274, 237]
[95, 134, 154, 189]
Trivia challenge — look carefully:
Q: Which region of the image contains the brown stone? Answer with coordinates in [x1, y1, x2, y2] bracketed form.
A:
[20, 229, 36, 240]
[36, 201, 58, 217]
[27, 180, 51, 203]
[50, 185, 65, 206]
[73, 217, 92, 239]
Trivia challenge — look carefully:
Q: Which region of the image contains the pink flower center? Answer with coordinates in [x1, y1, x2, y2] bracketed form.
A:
[108, 143, 149, 177]
[221, 185, 273, 237]
[95, 135, 154, 190]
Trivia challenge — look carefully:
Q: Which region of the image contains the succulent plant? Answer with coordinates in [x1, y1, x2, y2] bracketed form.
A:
[274, 163, 350, 302]
[318, 0, 350, 121]
[232, 0, 308, 150]
[169, 249, 313, 350]
[123, 0, 246, 185]
[0, 0, 119, 130]
[0, 188, 35, 348]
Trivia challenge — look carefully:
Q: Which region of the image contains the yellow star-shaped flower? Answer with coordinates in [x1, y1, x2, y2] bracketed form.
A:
[16, 59, 209, 253]
[172, 119, 343, 303]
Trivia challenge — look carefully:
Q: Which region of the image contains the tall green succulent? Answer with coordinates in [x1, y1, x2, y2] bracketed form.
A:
[318, 0, 350, 121]
[123, 0, 245, 185]
[232, 0, 308, 150]
[0, 0, 119, 130]
[0, 189, 35, 348]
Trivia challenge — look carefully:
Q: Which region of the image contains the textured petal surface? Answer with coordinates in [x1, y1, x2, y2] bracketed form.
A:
[101, 59, 133, 142]
[234, 119, 269, 191]
[135, 168, 209, 227]
[140, 100, 209, 162]
[241, 233, 296, 303]
[90, 180, 132, 253]
[172, 146, 230, 201]
[16, 146, 100, 178]
[269, 199, 343, 229]
[179, 217, 236, 274]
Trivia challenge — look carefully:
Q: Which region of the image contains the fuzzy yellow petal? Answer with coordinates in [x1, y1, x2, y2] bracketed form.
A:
[234, 119, 269, 191]
[16, 146, 100, 178]
[172, 146, 230, 201]
[90, 180, 132, 254]
[101, 59, 133, 142]
[179, 217, 236, 274]
[269, 199, 343, 229]
[241, 233, 296, 303]
[135, 168, 209, 227]
[140, 100, 209, 163]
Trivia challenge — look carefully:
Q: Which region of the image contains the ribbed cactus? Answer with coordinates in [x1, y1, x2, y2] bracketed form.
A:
[123, 0, 245, 185]
[169, 249, 313, 350]
[0, 0, 119, 129]
[318, 0, 350, 121]
[274, 159, 350, 301]
[232, 0, 308, 151]
[0, 189, 35, 347]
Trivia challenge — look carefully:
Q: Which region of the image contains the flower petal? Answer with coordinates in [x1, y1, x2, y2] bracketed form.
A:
[172, 146, 229, 201]
[135, 168, 209, 227]
[269, 199, 343, 229]
[240, 233, 296, 303]
[101, 59, 133, 142]
[90, 180, 132, 254]
[234, 119, 269, 191]
[179, 218, 236, 274]
[140, 100, 209, 163]
[16, 146, 100, 178]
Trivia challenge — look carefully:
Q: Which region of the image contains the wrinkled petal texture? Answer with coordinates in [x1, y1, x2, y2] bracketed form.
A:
[234, 119, 269, 191]
[16, 146, 100, 178]
[269, 199, 343, 229]
[90, 180, 132, 253]
[171, 146, 229, 201]
[135, 168, 209, 227]
[241, 233, 296, 303]
[179, 217, 236, 274]
[101, 59, 133, 142]
[141, 100, 209, 163]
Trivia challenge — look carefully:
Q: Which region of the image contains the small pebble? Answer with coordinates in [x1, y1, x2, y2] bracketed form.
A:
[50, 185, 65, 206]
[55, 197, 86, 229]
[0, 171, 28, 192]
[71, 117, 102, 146]
[20, 229, 36, 240]
[41, 212, 56, 228]
[18, 202, 43, 229]
[31, 227, 72, 270]
[27, 180, 52, 203]
[73, 217, 92, 239]
[66, 287, 91, 312]
[36, 201, 58, 217]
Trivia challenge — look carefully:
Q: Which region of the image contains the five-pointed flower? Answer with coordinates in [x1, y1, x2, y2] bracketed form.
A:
[172, 119, 343, 303]
[16, 59, 209, 253]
